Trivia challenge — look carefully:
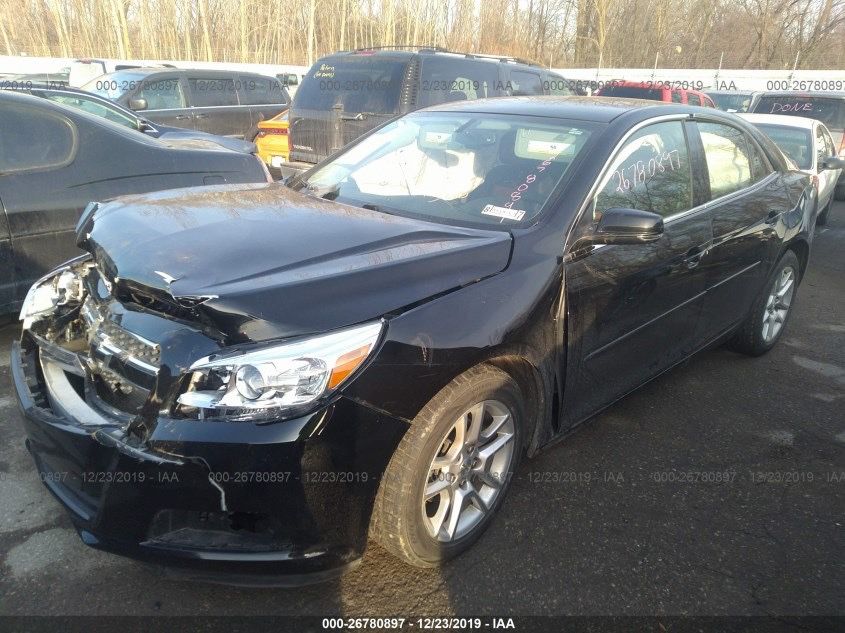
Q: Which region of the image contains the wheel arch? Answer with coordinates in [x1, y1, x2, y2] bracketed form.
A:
[480, 347, 555, 458]
[784, 238, 810, 280]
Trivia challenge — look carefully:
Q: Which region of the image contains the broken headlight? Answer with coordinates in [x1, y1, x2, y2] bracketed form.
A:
[177, 320, 383, 421]
[19, 261, 88, 329]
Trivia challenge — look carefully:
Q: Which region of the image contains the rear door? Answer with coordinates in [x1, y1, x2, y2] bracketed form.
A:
[691, 119, 785, 342]
[130, 72, 193, 129]
[187, 75, 243, 137]
[563, 118, 713, 425]
[238, 75, 289, 137]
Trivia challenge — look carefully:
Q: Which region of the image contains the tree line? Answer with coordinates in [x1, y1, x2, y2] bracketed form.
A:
[1, 0, 843, 70]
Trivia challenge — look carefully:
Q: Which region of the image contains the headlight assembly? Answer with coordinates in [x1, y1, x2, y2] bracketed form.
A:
[19, 262, 88, 329]
[177, 320, 383, 421]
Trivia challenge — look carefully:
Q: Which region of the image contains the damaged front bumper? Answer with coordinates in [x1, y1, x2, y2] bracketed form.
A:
[12, 316, 406, 585]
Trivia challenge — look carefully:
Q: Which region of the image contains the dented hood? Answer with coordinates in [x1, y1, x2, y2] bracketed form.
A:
[78, 183, 512, 341]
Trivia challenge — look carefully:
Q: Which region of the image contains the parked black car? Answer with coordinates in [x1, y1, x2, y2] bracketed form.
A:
[0, 91, 270, 315]
[13, 97, 814, 584]
[286, 47, 574, 175]
[84, 68, 290, 140]
[5, 83, 257, 154]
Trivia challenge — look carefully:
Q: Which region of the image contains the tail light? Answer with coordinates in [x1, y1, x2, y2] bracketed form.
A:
[256, 128, 288, 138]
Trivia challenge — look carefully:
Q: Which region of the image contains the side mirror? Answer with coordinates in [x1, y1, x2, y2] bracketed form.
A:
[592, 208, 664, 245]
[128, 97, 147, 111]
[821, 156, 845, 170]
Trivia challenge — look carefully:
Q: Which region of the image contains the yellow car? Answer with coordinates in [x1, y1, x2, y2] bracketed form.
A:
[255, 110, 290, 171]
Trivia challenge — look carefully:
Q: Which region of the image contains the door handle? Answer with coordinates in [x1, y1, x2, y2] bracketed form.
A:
[684, 246, 704, 269]
[175, 114, 191, 120]
[195, 113, 209, 119]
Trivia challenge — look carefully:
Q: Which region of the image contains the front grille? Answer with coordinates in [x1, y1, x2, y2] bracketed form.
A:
[96, 320, 160, 367]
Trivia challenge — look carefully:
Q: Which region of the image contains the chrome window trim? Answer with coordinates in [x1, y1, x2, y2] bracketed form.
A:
[565, 112, 785, 255]
[564, 113, 692, 253]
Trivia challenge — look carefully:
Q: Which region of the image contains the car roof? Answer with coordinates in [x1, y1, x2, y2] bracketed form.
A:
[706, 90, 758, 96]
[316, 48, 547, 72]
[420, 95, 690, 122]
[738, 113, 819, 129]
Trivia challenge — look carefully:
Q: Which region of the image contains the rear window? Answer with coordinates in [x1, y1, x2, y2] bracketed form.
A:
[237, 75, 288, 105]
[599, 86, 664, 100]
[753, 124, 813, 170]
[294, 57, 408, 114]
[0, 103, 76, 174]
[710, 93, 753, 112]
[189, 77, 238, 107]
[753, 96, 845, 132]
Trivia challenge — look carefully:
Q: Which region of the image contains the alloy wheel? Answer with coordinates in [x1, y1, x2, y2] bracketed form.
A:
[762, 265, 795, 342]
[422, 399, 515, 542]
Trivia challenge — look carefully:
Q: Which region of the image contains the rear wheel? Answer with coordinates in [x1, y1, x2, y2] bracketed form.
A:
[371, 364, 523, 567]
[729, 250, 800, 356]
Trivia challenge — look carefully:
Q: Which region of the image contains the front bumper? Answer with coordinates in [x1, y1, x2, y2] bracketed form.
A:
[12, 336, 407, 584]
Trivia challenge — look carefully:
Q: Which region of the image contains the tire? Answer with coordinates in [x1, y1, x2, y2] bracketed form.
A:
[371, 364, 524, 567]
[835, 183, 845, 202]
[729, 250, 800, 356]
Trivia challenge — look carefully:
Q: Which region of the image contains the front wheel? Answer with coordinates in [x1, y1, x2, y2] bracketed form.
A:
[729, 250, 800, 356]
[371, 364, 524, 567]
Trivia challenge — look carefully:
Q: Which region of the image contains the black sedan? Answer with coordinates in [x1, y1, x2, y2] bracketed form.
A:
[12, 97, 815, 583]
[0, 90, 270, 315]
[6, 83, 257, 154]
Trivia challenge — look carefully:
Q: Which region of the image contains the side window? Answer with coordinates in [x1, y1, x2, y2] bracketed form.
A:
[238, 76, 287, 105]
[510, 70, 543, 96]
[698, 122, 768, 199]
[0, 105, 76, 173]
[594, 121, 693, 219]
[46, 94, 137, 129]
[688, 93, 701, 106]
[671, 91, 682, 103]
[188, 77, 238, 107]
[137, 77, 186, 110]
[545, 74, 573, 95]
[418, 58, 497, 107]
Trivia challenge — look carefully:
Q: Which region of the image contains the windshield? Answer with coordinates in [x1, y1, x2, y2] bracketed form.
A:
[83, 71, 149, 100]
[292, 112, 597, 228]
[753, 124, 813, 170]
[710, 93, 752, 112]
[294, 57, 407, 114]
[753, 96, 845, 132]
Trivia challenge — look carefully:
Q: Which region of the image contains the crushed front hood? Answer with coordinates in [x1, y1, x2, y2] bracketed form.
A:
[78, 183, 512, 341]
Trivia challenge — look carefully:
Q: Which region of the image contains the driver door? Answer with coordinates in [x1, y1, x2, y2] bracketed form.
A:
[562, 119, 713, 426]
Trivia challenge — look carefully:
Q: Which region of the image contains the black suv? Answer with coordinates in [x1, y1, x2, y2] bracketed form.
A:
[286, 47, 573, 174]
[84, 68, 290, 140]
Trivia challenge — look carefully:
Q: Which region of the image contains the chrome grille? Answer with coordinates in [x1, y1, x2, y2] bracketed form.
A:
[81, 297, 160, 374]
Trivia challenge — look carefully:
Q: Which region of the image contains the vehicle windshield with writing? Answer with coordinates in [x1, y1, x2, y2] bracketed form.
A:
[14, 97, 817, 584]
[752, 92, 845, 201]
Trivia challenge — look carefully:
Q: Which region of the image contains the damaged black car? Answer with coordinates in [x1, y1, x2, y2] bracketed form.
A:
[12, 97, 816, 584]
